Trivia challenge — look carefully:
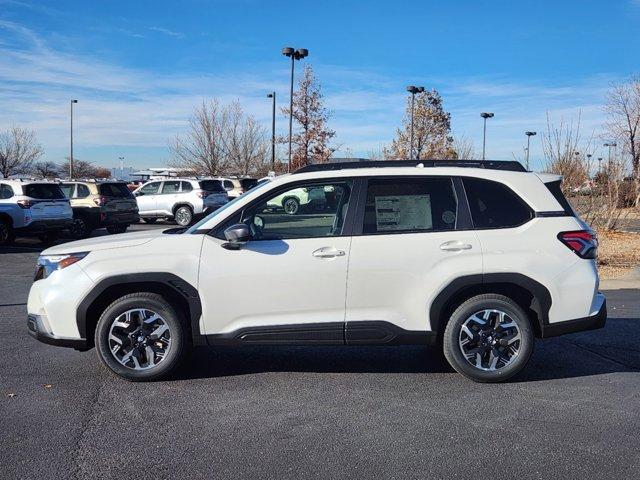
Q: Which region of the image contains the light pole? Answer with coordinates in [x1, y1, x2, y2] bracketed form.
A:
[406, 86, 424, 159]
[480, 112, 494, 160]
[267, 92, 276, 171]
[604, 142, 617, 164]
[597, 157, 603, 173]
[282, 47, 308, 172]
[70, 99, 78, 179]
[525, 131, 536, 170]
[118, 156, 125, 180]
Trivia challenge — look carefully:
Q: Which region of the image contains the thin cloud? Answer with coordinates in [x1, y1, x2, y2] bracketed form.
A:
[148, 26, 184, 38]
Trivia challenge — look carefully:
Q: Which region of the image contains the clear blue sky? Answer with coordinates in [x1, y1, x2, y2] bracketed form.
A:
[1, 0, 639, 171]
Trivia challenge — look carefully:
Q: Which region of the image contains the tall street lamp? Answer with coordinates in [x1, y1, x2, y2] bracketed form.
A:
[480, 112, 494, 160]
[406, 86, 424, 159]
[118, 156, 125, 179]
[282, 47, 308, 172]
[525, 131, 536, 170]
[597, 157, 603, 173]
[267, 92, 276, 171]
[604, 142, 617, 164]
[70, 99, 78, 179]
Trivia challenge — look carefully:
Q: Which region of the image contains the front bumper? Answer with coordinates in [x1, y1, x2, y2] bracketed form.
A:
[27, 314, 88, 350]
[541, 294, 607, 338]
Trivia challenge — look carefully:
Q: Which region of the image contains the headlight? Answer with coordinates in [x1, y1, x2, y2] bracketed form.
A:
[34, 252, 89, 281]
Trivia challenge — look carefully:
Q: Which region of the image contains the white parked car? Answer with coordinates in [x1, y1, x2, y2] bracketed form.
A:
[133, 178, 229, 226]
[28, 160, 605, 382]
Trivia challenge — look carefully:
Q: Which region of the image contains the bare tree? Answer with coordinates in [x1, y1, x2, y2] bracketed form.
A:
[171, 100, 229, 176]
[604, 75, 640, 205]
[282, 65, 336, 170]
[541, 112, 591, 192]
[0, 126, 44, 178]
[385, 89, 455, 160]
[224, 102, 269, 176]
[58, 158, 108, 179]
[452, 135, 477, 160]
[32, 160, 60, 179]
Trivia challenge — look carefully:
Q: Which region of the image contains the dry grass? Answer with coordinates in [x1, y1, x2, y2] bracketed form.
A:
[597, 229, 640, 279]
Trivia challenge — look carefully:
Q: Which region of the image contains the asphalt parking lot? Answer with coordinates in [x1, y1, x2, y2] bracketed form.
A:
[1, 225, 639, 479]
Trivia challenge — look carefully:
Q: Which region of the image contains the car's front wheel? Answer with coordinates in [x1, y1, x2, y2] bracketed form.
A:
[95, 293, 187, 381]
[443, 294, 533, 383]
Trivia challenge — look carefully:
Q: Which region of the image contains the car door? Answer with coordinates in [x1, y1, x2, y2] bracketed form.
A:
[345, 176, 483, 336]
[157, 180, 181, 216]
[198, 179, 356, 339]
[135, 181, 161, 215]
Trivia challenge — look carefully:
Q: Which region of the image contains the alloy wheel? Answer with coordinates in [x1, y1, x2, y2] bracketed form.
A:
[107, 308, 172, 370]
[458, 309, 521, 371]
[175, 207, 192, 226]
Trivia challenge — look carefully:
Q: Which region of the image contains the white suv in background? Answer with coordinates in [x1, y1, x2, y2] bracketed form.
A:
[27, 160, 605, 383]
[0, 179, 73, 245]
[133, 178, 229, 226]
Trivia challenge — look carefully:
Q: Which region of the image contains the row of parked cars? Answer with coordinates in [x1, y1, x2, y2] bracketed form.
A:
[0, 176, 264, 246]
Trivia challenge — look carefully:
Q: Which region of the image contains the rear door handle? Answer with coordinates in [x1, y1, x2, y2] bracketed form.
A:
[440, 241, 473, 252]
[312, 247, 346, 259]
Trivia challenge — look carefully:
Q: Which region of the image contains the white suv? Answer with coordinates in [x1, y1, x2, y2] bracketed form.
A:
[133, 178, 229, 226]
[27, 161, 606, 382]
[0, 180, 73, 245]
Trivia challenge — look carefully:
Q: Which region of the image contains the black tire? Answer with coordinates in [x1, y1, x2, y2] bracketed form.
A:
[70, 216, 93, 239]
[142, 217, 157, 224]
[282, 197, 300, 215]
[173, 205, 193, 226]
[106, 224, 128, 234]
[442, 294, 534, 383]
[95, 292, 187, 381]
[0, 220, 15, 246]
[38, 231, 58, 244]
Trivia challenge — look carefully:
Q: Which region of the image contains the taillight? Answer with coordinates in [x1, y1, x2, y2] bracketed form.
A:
[558, 230, 597, 259]
[17, 200, 33, 209]
[93, 196, 107, 206]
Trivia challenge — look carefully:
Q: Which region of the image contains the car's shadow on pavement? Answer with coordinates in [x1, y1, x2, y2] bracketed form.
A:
[177, 317, 640, 382]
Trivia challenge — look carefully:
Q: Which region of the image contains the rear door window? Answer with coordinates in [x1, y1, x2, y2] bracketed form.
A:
[161, 181, 181, 194]
[99, 183, 133, 198]
[362, 177, 459, 234]
[199, 180, 225, 193]
[463, 178, 533, 229]
[24, 183, 65, 200]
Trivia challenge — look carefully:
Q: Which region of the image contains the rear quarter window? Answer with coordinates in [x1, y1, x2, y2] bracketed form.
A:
[24, 183, 65, 200]
[463, 177, 533, 229]
[0, 184, 14, 199]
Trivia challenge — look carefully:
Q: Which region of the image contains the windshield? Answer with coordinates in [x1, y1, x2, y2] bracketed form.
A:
[185, 179, 273, 234]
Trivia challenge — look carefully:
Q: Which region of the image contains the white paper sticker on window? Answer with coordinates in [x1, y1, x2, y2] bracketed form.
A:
[375, 195, 432, 231]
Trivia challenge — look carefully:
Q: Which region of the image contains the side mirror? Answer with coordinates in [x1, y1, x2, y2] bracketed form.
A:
[222, 223, 251, 250]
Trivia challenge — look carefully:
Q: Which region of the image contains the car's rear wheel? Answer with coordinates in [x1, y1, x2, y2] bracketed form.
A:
[142, 217, 157, 224]
[283, 197, 299, 215]
[0, 220, 15, 246]
[443, 294, 533, 383]
[106, 224, 128, 234]
[174, 206, 193, 226]
[95, 292, 187, 381]
[70, 216, 92, 239]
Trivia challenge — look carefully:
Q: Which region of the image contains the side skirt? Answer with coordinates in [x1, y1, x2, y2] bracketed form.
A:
[204, 321, 436, 346]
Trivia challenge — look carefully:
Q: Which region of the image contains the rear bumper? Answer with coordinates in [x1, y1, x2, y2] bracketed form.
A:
[27, 314, 88, 350]
[541, 294, 607, 338]
[101, 211, 139, 225]
[20, 218, 73, 232]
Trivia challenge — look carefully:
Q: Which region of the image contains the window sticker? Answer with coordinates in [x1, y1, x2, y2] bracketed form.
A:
[375, 195, 432, 231]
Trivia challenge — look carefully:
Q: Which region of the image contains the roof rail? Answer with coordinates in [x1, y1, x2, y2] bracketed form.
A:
[293, 159, 527, 174]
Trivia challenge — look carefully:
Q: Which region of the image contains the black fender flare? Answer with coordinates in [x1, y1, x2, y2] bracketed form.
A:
[76, 272, 203, 345]
[429, 273, 552, 335]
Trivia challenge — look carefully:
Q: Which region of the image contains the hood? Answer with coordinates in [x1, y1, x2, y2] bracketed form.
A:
[42, 230, 163, 255]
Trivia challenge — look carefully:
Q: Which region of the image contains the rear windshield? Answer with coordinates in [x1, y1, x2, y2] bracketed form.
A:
[544, 180, 575, 215]
[99, 183, 134, 198]
[240, 178, 258, 190]
[24, 183, 65, 200]
[198, 180, 225, 193]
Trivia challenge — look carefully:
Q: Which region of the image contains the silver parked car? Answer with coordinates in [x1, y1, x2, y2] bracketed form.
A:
[133, 178, 229, 226]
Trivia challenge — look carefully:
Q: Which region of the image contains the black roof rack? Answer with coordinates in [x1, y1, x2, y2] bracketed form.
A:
[293, 159, 527, 174]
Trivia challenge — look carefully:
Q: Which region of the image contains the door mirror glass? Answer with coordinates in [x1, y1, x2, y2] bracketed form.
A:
[222, 223, 251, 249]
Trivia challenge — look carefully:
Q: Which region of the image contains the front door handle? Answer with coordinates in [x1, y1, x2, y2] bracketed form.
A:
[312, 247, 346, 259]
[440, 241, 473, 252]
